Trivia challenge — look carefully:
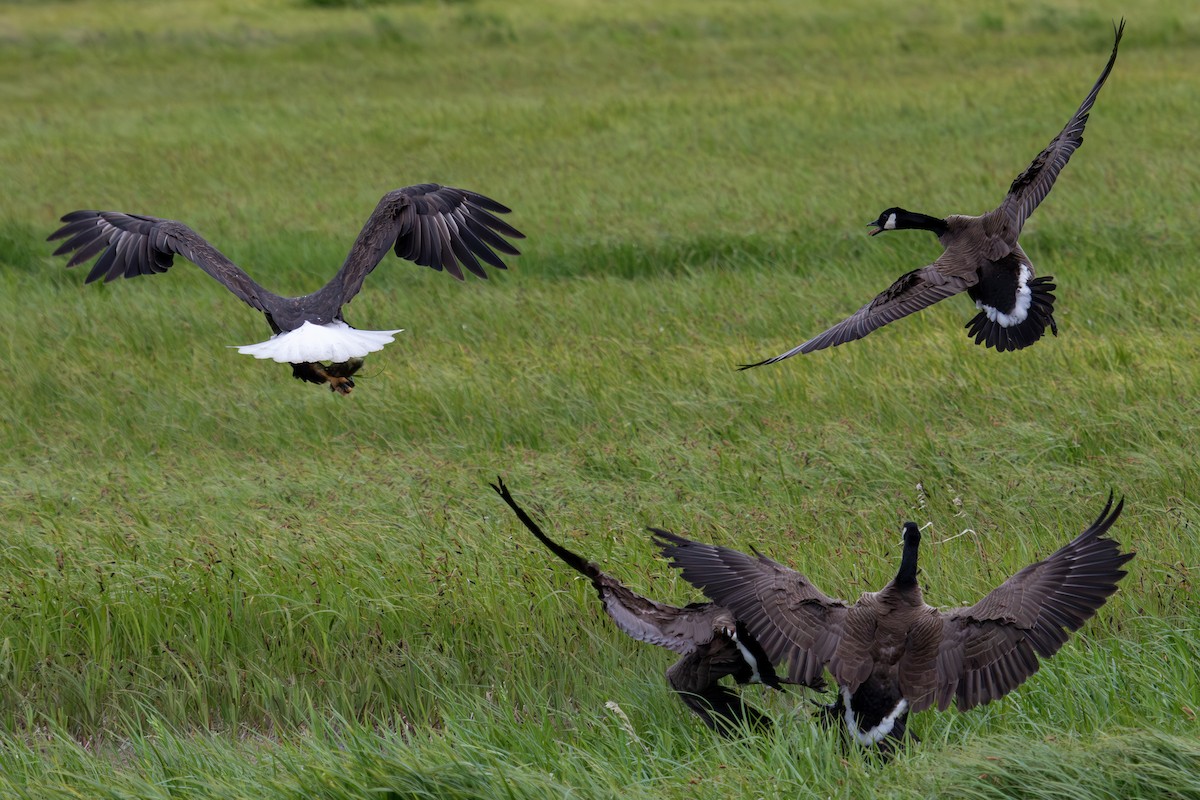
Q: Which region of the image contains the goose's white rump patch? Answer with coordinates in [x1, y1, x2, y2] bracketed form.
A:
[976, 263, 1032, 327]
[234, 321, 403, 363]
[842, 686, 909, 746]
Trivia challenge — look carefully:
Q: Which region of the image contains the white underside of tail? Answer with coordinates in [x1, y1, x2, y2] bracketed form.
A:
[975, 263, 1032, 328]
[233, 321, 403, 363]
[842, 686, 909, 746]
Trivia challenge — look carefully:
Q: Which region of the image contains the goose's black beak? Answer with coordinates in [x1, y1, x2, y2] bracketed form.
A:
[867, 221, 885, 236]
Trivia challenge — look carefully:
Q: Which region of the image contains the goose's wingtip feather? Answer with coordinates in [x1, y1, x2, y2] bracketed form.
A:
[737, 344, 809, 370]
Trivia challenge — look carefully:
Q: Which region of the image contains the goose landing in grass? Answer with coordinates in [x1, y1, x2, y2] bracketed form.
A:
[743, 19, 1124, 367]
[49, 184, 523, 394]
[491, 478, 783, 735]
[654, 493, 1132, 756]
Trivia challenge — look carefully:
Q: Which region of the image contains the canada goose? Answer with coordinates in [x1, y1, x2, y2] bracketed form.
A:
[491, 478, 783, 735]
[742, 20, 1124, 368]
[48, 184, 523, 394]
[654, 493, 1132, 755]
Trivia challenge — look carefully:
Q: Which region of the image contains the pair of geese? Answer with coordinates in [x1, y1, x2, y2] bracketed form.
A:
[48, 25, 1125, 392]
[49, 22, 1130, 755]
[494, 479, 1132, 755]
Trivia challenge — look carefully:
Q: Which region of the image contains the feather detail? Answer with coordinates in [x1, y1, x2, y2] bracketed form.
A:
[234, 321, 402, 363]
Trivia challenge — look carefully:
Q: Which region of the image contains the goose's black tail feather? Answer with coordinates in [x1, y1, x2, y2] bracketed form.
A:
[965, 275, 1058, 352]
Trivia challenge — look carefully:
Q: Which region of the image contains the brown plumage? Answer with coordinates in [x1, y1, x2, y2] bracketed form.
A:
[48, 184, 523, 394]
[742, 19, 1124, 368]
[491, 478, 782, 735]
[654, 493, 1132, 754]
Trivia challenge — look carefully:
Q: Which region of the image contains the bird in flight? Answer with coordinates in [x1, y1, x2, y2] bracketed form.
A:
[49, 183, 523, 394]
[743, 20, 1124, 368]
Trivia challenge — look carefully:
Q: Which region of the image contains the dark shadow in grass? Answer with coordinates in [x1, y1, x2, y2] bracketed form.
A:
[0, 221, 48, 273]
[925, 730, 1200, 799]
[300, 0, 473, 7]
[0, 221, 91, 293]
[523, 233, 825, 282]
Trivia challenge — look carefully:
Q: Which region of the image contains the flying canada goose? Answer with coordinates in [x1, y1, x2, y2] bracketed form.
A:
[654, 493, 1132, 755]
[48, 184, 523, 394]
[491, 478, 783, 735]
[742, 20, 1124, 368]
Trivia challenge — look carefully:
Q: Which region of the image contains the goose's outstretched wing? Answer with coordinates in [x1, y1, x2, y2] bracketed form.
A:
[739, 262, 973, 368]
[929, 493, 1132, 713]
[995, 19, 1124, 234]
[654, 529, 848, 688]
[48, 211, 275, 313]
[332, 184, 524, 303]
[493, 479, 781, 735]
[491, 479, 722, 656]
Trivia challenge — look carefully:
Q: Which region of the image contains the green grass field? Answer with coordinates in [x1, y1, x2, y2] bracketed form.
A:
[2, 0, 1199, 797]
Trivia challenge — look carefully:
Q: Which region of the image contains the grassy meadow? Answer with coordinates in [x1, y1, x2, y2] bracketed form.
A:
[2, 0, 1199, 796]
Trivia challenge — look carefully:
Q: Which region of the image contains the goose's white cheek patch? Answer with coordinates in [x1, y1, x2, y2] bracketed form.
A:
[884, 213, 898, 230]
[975, 263, 1032, 327]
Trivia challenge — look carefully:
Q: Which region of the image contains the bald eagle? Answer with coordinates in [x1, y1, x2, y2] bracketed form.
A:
[49, 184, 523, 394]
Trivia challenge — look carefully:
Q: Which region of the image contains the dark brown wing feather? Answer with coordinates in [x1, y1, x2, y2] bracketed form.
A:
[826, 601, 879, 691]
[740, 262, 974, 368]
[895, 609, 944, 712]
[995, 19, 1124, 234]
[47, 211, 275, 313]
[491, 480, 719, 656]
[598, 584, 725, 656]
[332, 184, 523, 303]
[930, 494, 1132, 713]
[653, 529, 847, 688]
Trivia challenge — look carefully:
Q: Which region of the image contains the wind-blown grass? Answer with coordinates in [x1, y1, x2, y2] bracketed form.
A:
[1, 0, 1198, 797]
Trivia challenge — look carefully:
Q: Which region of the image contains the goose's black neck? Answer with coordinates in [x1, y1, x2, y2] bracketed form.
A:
[892, 522, 921, 589]
[895, 210, 948, 236]
[907, 211, 945, 232]
[872, 208, 949, 237]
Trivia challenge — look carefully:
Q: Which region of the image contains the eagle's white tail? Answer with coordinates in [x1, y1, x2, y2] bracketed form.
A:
[234, 321, 402, 363]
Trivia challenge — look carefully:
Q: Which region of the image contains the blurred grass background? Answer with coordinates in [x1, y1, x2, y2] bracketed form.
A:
[1, 0, 1198, 797]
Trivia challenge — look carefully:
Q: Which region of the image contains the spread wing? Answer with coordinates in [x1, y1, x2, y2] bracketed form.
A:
[491, 479, 720, 656]
[653, 529, 848, 688]
[331, 184, 524, 304]
[48, 211, 275, 313]
[930, 493, 1132, 713]
[739, 261, 974, 368]
[994, 19, 1124, 234]
[595, 583, 726, 656]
